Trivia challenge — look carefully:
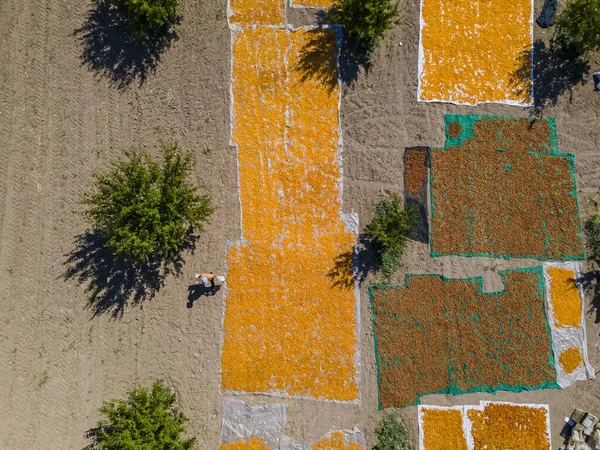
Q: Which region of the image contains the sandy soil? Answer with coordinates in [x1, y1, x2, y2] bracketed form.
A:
[1, 0, 600, 448]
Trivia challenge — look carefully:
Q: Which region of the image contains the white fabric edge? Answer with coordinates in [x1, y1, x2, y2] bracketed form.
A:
[418, 402, 552, 450]
[543, 262, 596, 388]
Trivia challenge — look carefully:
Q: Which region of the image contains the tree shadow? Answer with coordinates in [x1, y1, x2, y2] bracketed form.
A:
[404, 147, 430, 244]
[73, 0, 180, 89]
[295, 14, 370, 91]
[296, 28, 340, 94]
[63, 229, 191, 318]
[327, 234, 380, 290]
[82, 426, 101, 450]
[576, 269, 600, 323]
[511, 40, 589, 116]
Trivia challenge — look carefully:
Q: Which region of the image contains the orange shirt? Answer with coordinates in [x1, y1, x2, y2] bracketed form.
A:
[200, 273, 215, 280]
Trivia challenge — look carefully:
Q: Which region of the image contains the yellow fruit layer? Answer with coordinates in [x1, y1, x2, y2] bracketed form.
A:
[222, 27, 358, 401]
[221, 437, 270, 450]
[468, 403, 550, 450]
[560, 347, 584, 374]
[292, 0, 335, 8]
[422, 408, 468, 450]
[230, 0, 285, 27]
[548, 267, 581, 328]
[420, 0, 533, 104]
[312, 432, 364, 449]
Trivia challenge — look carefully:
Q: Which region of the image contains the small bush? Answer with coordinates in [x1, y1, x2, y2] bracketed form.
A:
[555, 0, 600, 56]
[376, 412, 409, 450]
[367, 197, 416, 281]
[586, 207, 600, 259]
[90, 381, 196, 449]
[83, 142, 213, 263]
[327, 0, 399, 54]
[116, 0, 179, 36]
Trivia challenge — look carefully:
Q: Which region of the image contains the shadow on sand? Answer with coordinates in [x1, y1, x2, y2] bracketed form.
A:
[511, 40, 589, 116]
[73, 0, 180, 89]
[63, 229, 193, 318]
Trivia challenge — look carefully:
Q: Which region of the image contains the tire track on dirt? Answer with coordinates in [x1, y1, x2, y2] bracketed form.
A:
[0, 0, 54, 446]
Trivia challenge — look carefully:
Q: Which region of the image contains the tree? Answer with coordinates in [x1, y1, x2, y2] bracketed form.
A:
[327, 0, 399, 54]
[586, 205, 600, 259]
[555, 0, 600, 56]
[375, 412, 408, 450]
[90, 381, 196, 450]
[115, 0, 179, 37]
[83, 142, 213, 263]
[366, 197, 416, 282]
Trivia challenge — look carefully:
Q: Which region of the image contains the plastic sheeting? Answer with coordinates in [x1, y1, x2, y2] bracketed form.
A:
[418, 402, 551, 450]
[220, 398, 365, 449]
[543, 262, 595, 388]
[221, 398, 287, 449]
[280, 428, 366, 450]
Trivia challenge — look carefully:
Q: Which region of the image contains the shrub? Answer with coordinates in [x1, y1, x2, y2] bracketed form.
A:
[586, 206, 600, 259]
[90, 381, 196, 449]
[376, 412, 409, 450]
[555, 0, 600, 56]
[116, 0, 179, 36]
[83, 142, 213, 263]
[367, 197, 416, 281]
[327, 0, 399, 54]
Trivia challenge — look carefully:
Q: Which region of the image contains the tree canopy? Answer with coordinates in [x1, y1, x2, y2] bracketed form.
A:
[555, 0, 600, 55]
[83, 142, 213, 263]
[90, 381, 196, 450]
[327, 0, 399, 54]
[115, 0, 179, 36]
[367, 197, 416, 281]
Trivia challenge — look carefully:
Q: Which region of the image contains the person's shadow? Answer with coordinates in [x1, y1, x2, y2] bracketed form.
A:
[187, 284, 221, 308]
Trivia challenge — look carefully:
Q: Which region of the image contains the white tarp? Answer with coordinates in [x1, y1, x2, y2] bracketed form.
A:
[220, 398, 287, 449]
[418, 402, 551, 450]
[543, 262, 595, 388]
[280, 427, 366, 450]
[220, 398, 365, 449]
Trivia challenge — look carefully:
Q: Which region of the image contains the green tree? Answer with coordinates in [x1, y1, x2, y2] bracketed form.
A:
[375, 412, 409, 450]
[366, 197, 416, 282]
[555, 0, 600, 55]
[90, 381, 196, 450]
[586, 205, 600, 259]
[327, 0, 399, 54]
[83, 142, 213, 263]
[116, 0, 179, 37]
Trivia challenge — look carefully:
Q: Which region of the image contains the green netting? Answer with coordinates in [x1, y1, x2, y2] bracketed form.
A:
[429, 114, 584, 261]
[369, 266, 559, 409]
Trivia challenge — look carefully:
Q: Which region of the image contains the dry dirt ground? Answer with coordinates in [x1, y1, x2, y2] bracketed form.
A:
[1, 0, 600, 448]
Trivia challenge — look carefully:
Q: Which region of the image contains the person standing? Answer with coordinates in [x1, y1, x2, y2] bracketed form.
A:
[196, 272, 215, 291]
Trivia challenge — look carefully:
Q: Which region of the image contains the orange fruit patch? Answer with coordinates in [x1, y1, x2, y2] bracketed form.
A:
[422, 408, 468, 450]
[560, 347, 584, 374]
[548, 267, 581, 328]
[468, 403, 550, 450]
[312, 432, 364, 450]
[419, 0, 533, 105]
[222, 27, 358, 401]
[221, 438, 271, 450]
[229, 0, 285, 27]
